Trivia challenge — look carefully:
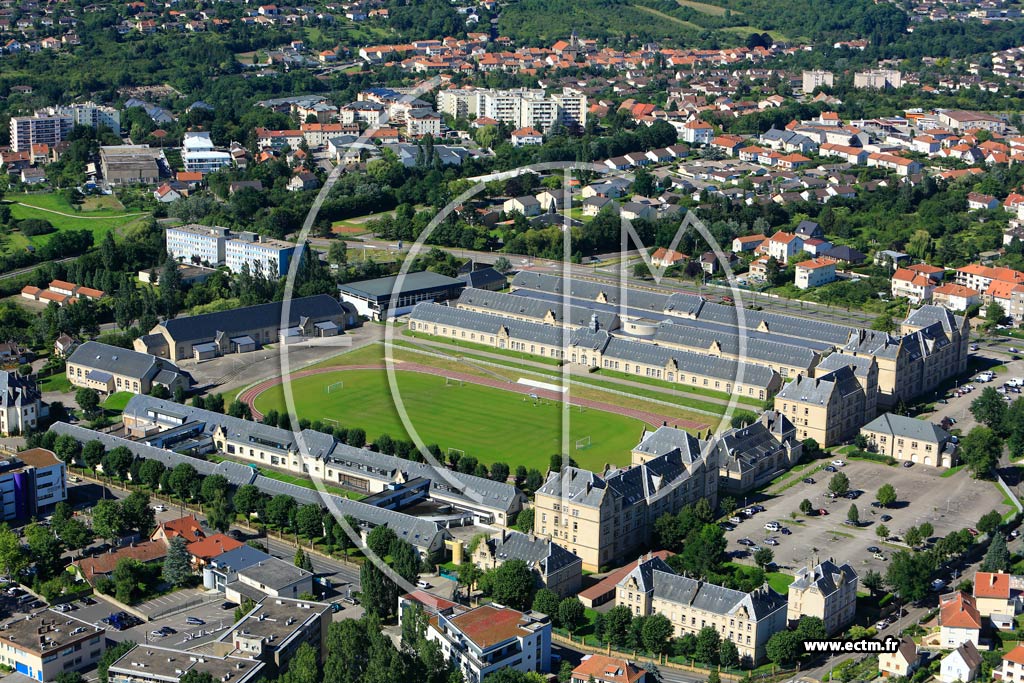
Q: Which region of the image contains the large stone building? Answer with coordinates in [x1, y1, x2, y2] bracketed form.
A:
[713, 411, 802, 495]
[786, 559, 858, 636]
[533, 427, 717, 571]
[134, 295, 355, 360]
[774, 365, 869, 447]
[616, 555, 787, 665]
[471, 529, 583, 598]
[67, 341, 191, 395]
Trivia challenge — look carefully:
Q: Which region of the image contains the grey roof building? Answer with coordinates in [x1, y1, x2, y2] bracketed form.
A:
[472, 530, 583, 598]
[787, 559, 858, 635]
[459, 266, 506, 291]
[409, 302, 566, 348]
[653, 319, 820, 374]
[67, 341, 191, 395]
[339, 271, 465, 321]
[774, 365, 868, 446]
[457, 288, 620, 330]
[712, 410, 802, 495]
[860, 412, 957, 467]
[0, 370, 41, 436]
[135, 294, 354, 360]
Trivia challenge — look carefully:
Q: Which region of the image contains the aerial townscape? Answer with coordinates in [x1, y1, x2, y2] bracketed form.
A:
[7, 1, 1024, 683]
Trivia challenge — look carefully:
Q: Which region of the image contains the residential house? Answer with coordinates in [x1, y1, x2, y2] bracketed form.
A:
[794, 257, 838, 289]
[187, 533, 244, 565]
[786, 559, 859, 636]
[932, 283, 981, 312]
[968, 192, 1000, 211]
[650, 248, 687, 268]
[879, 637, 921, 678]
[54, 334, 77, 358]
[861, 413, 956, 468]
[940, 642, 982, 683]
[973, 572, 1017, 618]
[939, 592, 982, 648]
[765, 231, 804, 264]
[152, 515, 207, 545]
[680, 119, 713, 145]
[998, 644, 1024, 682]
[0, 371, 41, 436]
[510, 127, 544, 147]
[892, 268, 938, 304]
[571, 655, 647, 683]
[504, 196, 541, 217]
[732, 234, 765, 253]
[73, 540, 167, 584]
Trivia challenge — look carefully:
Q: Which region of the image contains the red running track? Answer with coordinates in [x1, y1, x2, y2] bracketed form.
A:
[236, 362, 709, 431]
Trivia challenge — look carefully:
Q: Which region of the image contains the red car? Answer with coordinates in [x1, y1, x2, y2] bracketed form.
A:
[818, 509, 829, 516]
[967, 528, 979, 536]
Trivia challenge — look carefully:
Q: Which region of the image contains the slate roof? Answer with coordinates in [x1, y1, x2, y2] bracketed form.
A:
[789, 559, 858, 597]
[410, 302, 565, 347]
[511, 271, 686, 314]
[632, 426, 702, 461]
[815, 352, 874, 378]
[776, 365, 862, 406]
[483, 530, 581, 577]
[460, 267, 506, 290]
[68, 341, 188, 384]
[861, 413, 950, 443]
[158, 294, 344, 344]
[457, 288, 619, 329]
[0, 370, 39, 409]
[650, 569, 788, 620]
[338, 272, 464, 299]
[714, 415, 796, 476]
[653, 320, 818, 369]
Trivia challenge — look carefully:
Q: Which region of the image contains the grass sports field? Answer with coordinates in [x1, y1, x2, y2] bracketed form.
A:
[251, 369, 644, 471]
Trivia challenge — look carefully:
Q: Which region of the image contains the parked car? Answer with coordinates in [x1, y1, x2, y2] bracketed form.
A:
[967, 528, 980, 536]
[416, 580, 431, 589]
[186, 617, 205, 626]
[764, 538, 779, 546]
[738, 538, 755, 546]
[780, 527, 791, 535]
[867, 546, 880, 553]
[221, 601, 237, 610]
[764, 521, 780, 532]
[803, 478, 815, 484]
[331, 603, 343, 613]
[902, 461, 913, 468]
[875, 619, 889, 630]
[831, 459, 846, 467]
[824, 465, 837, 473]
[728, 516, 742, 525]
[931, 579, 947, 591]
[880, 514, 892, 522]
[150, 630, 167, 638]
[818, 509, 829, 516]
[153, 504, 167, 512]
[873, 552, 886, 561]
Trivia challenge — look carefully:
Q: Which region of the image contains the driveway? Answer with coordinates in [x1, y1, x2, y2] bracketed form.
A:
[725, 459, 1011, 578]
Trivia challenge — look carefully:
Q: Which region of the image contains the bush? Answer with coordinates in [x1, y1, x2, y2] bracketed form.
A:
[17, 219, 54, 236]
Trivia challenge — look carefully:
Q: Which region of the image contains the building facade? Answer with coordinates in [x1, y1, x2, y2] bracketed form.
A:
[860, 413, 956, 467]
[786, 559, 858, 636]
[0, 448, 66, 521]
[9, 113, 73, 152]
[774, 365, 868, 447]
[0, 612, 105, 681]
[0, 371, 41, 436]
[66, 341, 190, 395]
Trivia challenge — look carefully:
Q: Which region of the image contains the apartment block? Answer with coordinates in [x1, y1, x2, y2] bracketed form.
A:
[438, 87, 586, 130]
[0, 448, 66, 521]
[47, 102, 121, 135]
[166, 224, 230, 266]
[224, 232, 296, 277]
[9, 113, 73, 152]
[222, 597, 330, 670]
[802, 70, 834, 92]
[853, 69, 902, 89]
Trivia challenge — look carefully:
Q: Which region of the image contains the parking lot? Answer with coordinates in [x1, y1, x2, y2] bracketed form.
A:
[723, 459, 1011, 579]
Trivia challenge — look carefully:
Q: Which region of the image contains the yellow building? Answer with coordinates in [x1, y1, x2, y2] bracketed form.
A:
[0, 612, 106, 681]
[860, 412, 957, 467]
[786, 559, 858, 636]
[533, 427, 717, 572]
[773, 365, 868, 447]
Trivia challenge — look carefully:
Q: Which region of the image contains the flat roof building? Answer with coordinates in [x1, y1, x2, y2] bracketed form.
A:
[220, 597, 330, 670]
[107, 645, 264, 683]
[338, 271, 466, 320]
[99, 145, 161, 185]
[0, 611, 106, 681]
[0, 448, 65, 521]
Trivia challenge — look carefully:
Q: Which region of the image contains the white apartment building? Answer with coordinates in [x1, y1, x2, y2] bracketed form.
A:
[225, 232, 296, 277]
[438, 87, 587, 130]
[166, 224, 230, 266]
[406, 108, 442, 137]
[853, 69, 902, 89]
[426, 605, 552, 683]
[48, 102, 121, 135]
[802, 70, 834, 92]
[182, 132, 232, 174]
[0, 448, 66, 522]
[9, 113, 73, 152]
[0, 371, 41, 437]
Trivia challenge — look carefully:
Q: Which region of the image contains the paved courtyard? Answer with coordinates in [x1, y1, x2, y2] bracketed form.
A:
[723, 459, 1011, 580]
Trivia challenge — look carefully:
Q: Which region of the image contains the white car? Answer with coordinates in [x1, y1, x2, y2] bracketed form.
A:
[153, 505, 167, 512]
[831, 459, 846, 467]
[764, 522, 780, 532]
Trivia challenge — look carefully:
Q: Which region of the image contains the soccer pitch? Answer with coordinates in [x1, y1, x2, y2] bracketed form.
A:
[251, 369, 644, 471]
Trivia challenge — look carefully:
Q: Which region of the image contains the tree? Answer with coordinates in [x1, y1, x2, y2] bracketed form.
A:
[765, 630, 801, 665]
[0, 524, 29, 578]
[328, 240, 348, 268]
[83, 440, 105, 469]
[54, 434, 82, 464]
[58, 518, 94, 556]
[960, 426, 1002, 478]
[876, 483, 897, 508]
[359, 561, 398, 621]
[795, 616, 827, 642]
[694, 626, 720, 664]
[265, 495, 296, 531]
[978, 509, 1003, 536]
[719, 639, 740, 668]
[919, 522, 934, 540]
[163, 536, 193, 586]
[75, 387, 100, 417]
[885, 550, 934, 602]
[25, 524, 64, 579]
[730, 410, 759, 428]
[456, 562, 482, 599]
[986, 302, 1006, 326]
[92, 499, 126, 542]
[200, 475, 230, 503]
[862, 570, 883, 595]
[493, 256, 512, 274]
[799, 498, 813, 515]
[234, 484, 264, 516]
[558, 598, 585, 634]
[390, 539, 420, 585]
[294, 548, 314, 573]
[905, 526, 923, 549]
[102, 446, 134, 480]
[872, 314, 896, 333]
[847, 504, 860, 525]
[366, 525, 398, 558]
[206, 492, 234, 533]
[982, 532, 1010, 572]
[532, 588, 561, 620]
[487, 559, 534, 611]
[972, 388, 1009, 431]
[138, 459, 166, 490]
[169, 463, 201, 501]
[641, 613, 673, 655]
[876, 524, 890, 540]
[828, 472, 850, 495]
[514, 508, 535, 533]
[122, 491, 155, 534]
[753, 547, 775, 569]
[601, 605, 632, 646]
[296, 504, 324, 539]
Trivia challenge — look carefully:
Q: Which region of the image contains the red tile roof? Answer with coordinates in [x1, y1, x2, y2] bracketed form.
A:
[940, 592, 982, 630]
[975, 572, 1011, 599]
[573, 654, 646, 683]
[187, 534, 243, 560]
[155, 515, 206, 544]
[934, 283, 979, 298]
[1005, 644, 1024, 666]
[75, 540, 167, 577]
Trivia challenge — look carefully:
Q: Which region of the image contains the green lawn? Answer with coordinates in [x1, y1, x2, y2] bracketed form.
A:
[101, 391, 134, 412]
[766, 571, 794, 594]
[39, 372, 72, 393]
[259, 468, 366, 500]
[4, 192, 148, 255]
[252, 369, 643, 470]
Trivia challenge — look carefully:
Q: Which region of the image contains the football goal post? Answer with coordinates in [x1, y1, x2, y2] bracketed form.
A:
[326, 381, 344, 393]
[324, 417, 340, 429]
[446, 447, 465, 464]
[445, 377, 463, 387]
[575, 436, 592, 450]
